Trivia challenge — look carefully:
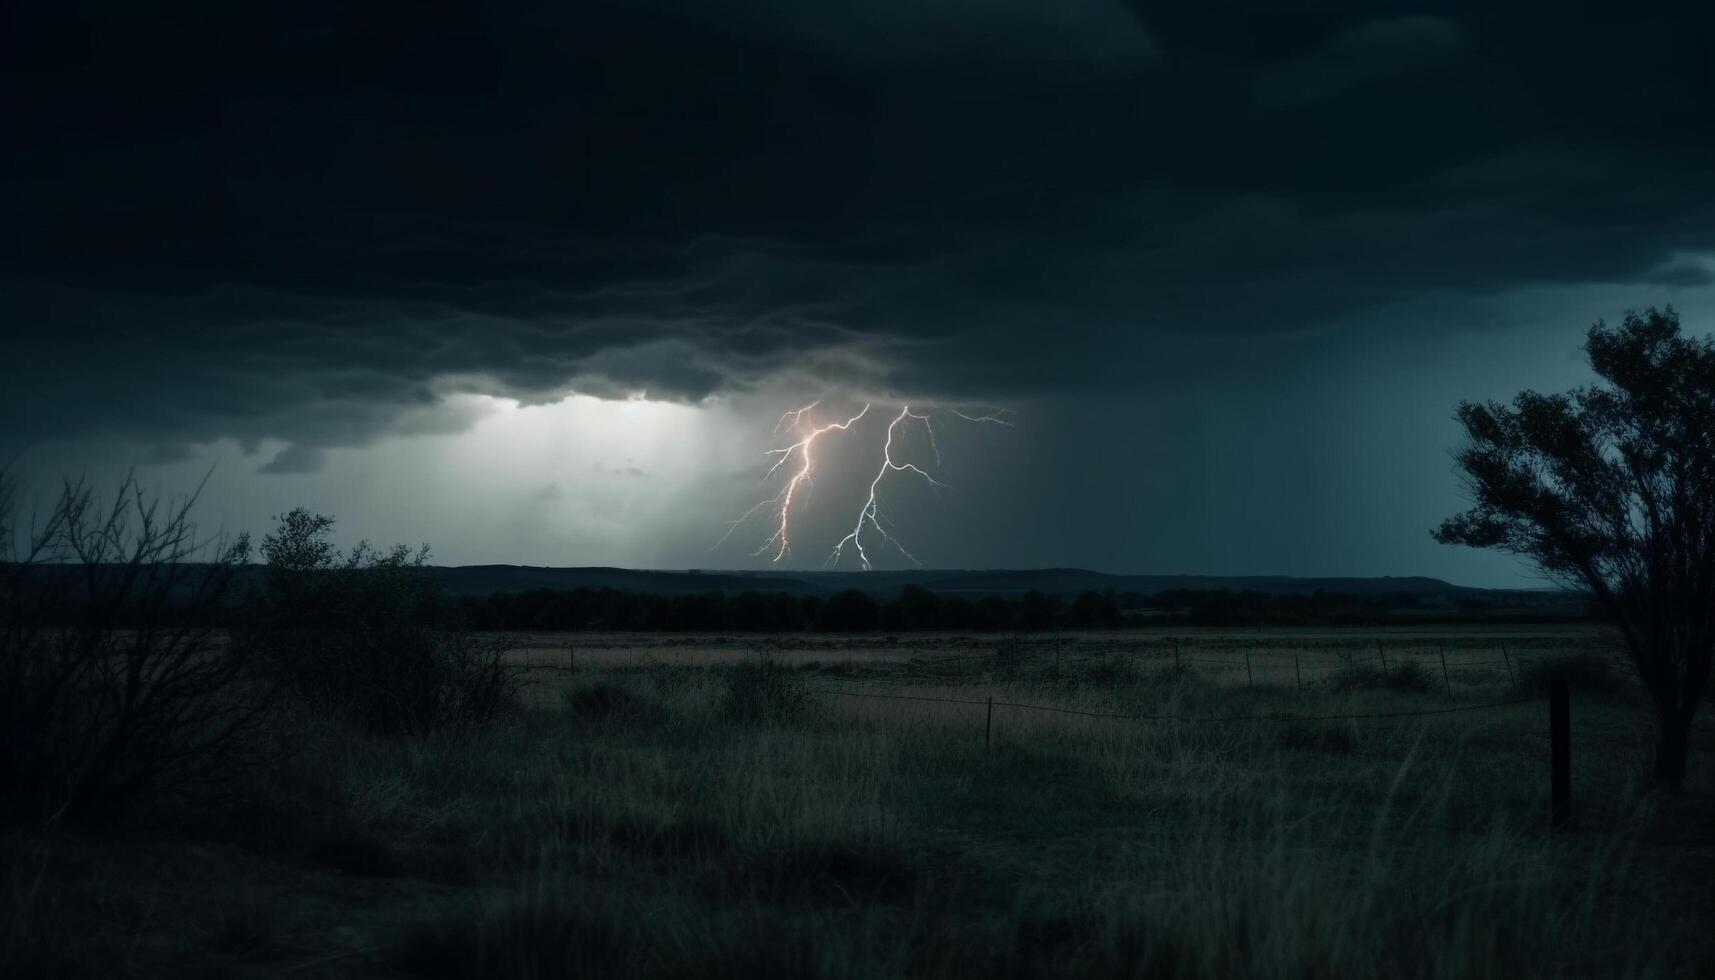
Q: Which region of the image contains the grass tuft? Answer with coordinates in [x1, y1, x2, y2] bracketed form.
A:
[1331, 661, 1437, 694]
[720, 659, 809, 724]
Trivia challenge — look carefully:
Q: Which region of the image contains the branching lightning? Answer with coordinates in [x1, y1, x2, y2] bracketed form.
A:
[829, 405, 943, 570]
[718, 399, 1010, 570]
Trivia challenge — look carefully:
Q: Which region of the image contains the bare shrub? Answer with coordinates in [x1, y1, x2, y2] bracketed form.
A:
[0, 471, 272, 826]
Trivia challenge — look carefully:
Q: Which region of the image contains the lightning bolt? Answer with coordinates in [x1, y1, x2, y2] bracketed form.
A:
[829, 405, 946, 571]
[719, 399, 1008, 568]
[717, 402, 870, 562]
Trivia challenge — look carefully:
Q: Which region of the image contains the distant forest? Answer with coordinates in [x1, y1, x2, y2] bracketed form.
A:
[7, 568, 1586, 632]
[455, 585, 1584, 632]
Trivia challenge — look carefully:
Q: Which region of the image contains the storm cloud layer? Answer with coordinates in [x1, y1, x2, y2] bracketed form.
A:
[3, 1, 1714, 579]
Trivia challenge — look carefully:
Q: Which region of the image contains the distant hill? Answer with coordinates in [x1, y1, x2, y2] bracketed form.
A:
[420, 565, 1579, 613]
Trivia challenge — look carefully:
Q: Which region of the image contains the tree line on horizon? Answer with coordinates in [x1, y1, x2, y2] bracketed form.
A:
[3, 568, 1561, 633]
[451, 583, 1554, 632]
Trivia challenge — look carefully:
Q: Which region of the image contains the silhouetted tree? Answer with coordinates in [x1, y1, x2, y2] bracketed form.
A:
[1434, 309, 1714, 788]
[1019, 590, 1061, 631]
[1069, 590, 1122, 628]
[897, 585, 942, 630]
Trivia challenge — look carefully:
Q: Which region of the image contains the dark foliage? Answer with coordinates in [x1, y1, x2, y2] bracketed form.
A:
[1330, 661, 1436, 694]
[305, 832, 405, 877]
[0, 471, 272, 826]
[1277, 725, 1357, 754]
[712, 840, 920, 906]
[565, 682, 661, 725]
[1143, 588, 1415, 626]
[1435, 309, 1715, 786]
[454, 583, 1557, 633]
[256, 508, 517, 736]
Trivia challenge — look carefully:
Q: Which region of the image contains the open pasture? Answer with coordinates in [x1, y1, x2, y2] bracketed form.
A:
[501, 622, 1610, 693]
[7, 624, 1712, 979]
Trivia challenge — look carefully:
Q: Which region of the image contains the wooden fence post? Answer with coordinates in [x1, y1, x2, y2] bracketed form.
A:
[1501, 642, 1516, 687]
[1294, 649, 1302, 690]
[1377, 639, 1389, 674]
[1245, 646, 1254, 689]
[1438, 643, 1452, 695]
[985, 696, 994, 751]
[1550, 679, 1570, 829]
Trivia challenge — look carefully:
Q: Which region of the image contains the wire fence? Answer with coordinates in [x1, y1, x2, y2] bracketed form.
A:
[508, 636, 1582, 827]
[803, 685, 1546, 725]
[508, 635, 1610, 698]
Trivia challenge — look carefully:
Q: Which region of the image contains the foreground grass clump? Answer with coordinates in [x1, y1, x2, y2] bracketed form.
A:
[720, 657, 809, 723]
[3, 631, 1709, 979]
[1331, 660, 1438, 694]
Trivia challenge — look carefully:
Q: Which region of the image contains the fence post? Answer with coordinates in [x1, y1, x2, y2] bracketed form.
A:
[1377, 639, 1389, 674]
[1501, 642, 1515, 687]
[985, 696, 994, 751]
[1294, 649, 1302, 690]
[1245, 646, 1254, 688]
[1550, 679, 1570, 830]
[1438, 643, 1451, 695]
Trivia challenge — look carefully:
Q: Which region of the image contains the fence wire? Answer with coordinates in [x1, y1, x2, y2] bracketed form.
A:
[805, 686, 1544, 725]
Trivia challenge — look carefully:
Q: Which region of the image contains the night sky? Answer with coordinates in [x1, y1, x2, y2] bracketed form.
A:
[4, 1, 1713, 585]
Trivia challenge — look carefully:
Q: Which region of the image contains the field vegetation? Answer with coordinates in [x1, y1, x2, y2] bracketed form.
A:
[3, 477, 1712, 978]
[6, 627, 1713, 978]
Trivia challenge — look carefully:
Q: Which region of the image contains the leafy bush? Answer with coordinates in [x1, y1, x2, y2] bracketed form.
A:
[0, 472, 273, 826]
[720, 658, 806, 724]
[1514, 650, 1622, 696]
[257, 508, 517, 735]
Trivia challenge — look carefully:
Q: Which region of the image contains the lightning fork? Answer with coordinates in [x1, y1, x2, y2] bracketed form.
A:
[829, 404, 946, 571]
[750, 402, 870, 562]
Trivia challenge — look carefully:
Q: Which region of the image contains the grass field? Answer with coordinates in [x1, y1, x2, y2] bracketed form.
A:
[5, 625, 1713, 978]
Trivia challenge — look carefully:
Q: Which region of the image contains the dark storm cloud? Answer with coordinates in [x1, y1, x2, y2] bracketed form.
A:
[2, 0, 1712, 469]
[1251, 15, 1467, 106]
